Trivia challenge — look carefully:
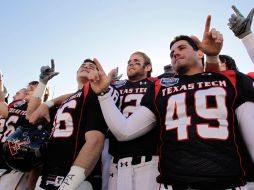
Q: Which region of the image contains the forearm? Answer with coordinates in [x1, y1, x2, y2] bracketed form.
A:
[98, 93, 156, 141]
[242, 33, 254, 64]
[205, 55, 220, 72]
[236, 102, 254, 162]
[74, 131, 105, 176]
[51, 93, 72, 106]
[26, 82, 46, 118]
[0, 101, 8, 118]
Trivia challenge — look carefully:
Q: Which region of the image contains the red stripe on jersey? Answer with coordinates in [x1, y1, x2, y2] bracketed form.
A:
[218, 70, 246, 178]
[148, 76, 158, 82]
[154, 79, 164, 181]
[154, 80, 161, 99]
[72, 83, 90, 162]
[247, 72, 254, 80]
[8, 100, 22, 109]
[218, 70, 236, 88]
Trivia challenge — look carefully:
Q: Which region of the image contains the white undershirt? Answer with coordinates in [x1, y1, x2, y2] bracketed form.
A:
[98, 92, 156, 141]
[235, 101, 254, 162]
[242, 33, 254, 64]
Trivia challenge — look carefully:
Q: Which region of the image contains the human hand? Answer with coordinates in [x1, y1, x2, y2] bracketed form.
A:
[191, 15, 223, 56]
[40, 59, 59, 84]
[88, 58, 117, 94]
[228, 5, 254, 39]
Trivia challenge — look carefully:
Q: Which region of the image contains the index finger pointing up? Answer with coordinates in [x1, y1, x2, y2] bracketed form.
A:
[232, 5, 244, 17]
[204, 15, 211, 35]
[51, 59, 55, 70]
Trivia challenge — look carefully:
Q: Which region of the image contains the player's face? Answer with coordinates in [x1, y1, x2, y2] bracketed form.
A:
[13, 88, 27, 101]
[170, 40, 201, 75]
[24, 84, 37, 102]
[77, 62, 98, 84]
[127, 54, 148, 81]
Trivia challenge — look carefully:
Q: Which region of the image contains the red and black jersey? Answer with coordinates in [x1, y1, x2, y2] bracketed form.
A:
[0, 100, 29, 143]
[0, 100, 29, 169]
[141, 71, 254, 188]
[109, 78, 160, 158]
[42, 84, 107, 177]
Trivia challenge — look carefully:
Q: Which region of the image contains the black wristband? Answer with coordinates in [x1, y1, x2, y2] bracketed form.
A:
[98, 88, 110, 96]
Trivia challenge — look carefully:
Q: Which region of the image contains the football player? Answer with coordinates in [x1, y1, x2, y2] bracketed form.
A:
[105, 51, 160, 190]
[88, 15, 254, 189]
[29, 59, 107, 190]
[0, 79, 50, 190]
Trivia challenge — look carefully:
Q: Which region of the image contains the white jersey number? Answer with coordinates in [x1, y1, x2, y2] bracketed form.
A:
[53, 100, 77, 138]
[165, 87, 228, 140]
[1, 115, 19, 142]
[121, 94, 143, 117]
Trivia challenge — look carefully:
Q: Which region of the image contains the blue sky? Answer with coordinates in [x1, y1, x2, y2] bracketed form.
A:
[1, 1, 254, 99]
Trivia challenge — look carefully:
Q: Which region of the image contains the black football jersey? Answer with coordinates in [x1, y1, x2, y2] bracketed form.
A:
[42, 84, 107, 177]
[109, 78, 160, 158]
[141, 71, 254, 188]
[1, 100, 29, 142]
[0, 100, 29, 169]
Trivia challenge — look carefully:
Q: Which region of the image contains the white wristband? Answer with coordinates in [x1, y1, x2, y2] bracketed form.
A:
[44, 100, 54, 108]
[206, 55, 220, 63]
[32, 82, 46, 99]
[58, 166, 86, 190]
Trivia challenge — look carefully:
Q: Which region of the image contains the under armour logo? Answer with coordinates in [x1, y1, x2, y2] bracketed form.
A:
[120, 162, 128, 167]
[139, 81, 147, 85]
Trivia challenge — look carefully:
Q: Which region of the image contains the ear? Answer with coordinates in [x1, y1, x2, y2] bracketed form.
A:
[145, 65, 152, 73]
[197, 50, 204, 59]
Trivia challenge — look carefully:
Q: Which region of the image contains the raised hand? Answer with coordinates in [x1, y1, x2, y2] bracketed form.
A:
[88, 58, 116, 94]
[228, 5, 254, 39]
[112, 67, 123, 81]
[191, 15, 223, 56]
[40, 59, 59, 84]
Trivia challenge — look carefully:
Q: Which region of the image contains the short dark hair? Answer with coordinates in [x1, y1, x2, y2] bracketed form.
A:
[170, 35, 204, 66]
[170, 35, 199, 51]
[219, 54, 238, 71]
[28, 81, 39, 86]
[83, 59, 95, 65]
[132, 51, 152, 77]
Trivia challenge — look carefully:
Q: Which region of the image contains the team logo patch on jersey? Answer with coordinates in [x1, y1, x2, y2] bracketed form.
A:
[113, 80, 127, 88]
[160, 78, 179, 87]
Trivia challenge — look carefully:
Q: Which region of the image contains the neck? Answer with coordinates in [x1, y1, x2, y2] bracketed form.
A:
[78, 81, 87, 89]
[177, 62, 204, 76]
[183, 67, 203, 75]
[128, 75, 147, 82]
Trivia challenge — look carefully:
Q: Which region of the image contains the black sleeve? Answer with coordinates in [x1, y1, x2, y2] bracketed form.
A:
[85, 88, 107, 135]
[235, 71, 254, 108]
